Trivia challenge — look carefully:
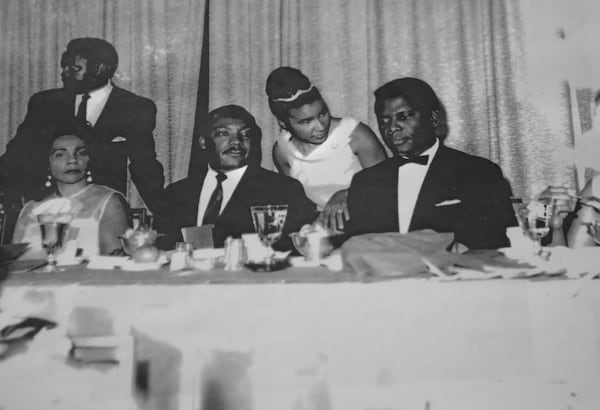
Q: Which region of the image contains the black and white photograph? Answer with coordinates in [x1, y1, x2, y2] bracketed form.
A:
[1, 0, 599, 409]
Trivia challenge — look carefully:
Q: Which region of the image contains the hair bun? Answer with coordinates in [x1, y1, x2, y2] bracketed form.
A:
[265, 66, 312, 100]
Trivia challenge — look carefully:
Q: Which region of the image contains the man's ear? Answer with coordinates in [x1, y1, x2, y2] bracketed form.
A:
[431, 109, 440, 127]
[95, 63, 108, 77]
[198, 136, 207, 149]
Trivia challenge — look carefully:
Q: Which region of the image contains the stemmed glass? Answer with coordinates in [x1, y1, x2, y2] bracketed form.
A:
[511, 197, 554, 259]
[37, 213, 72, 272]
[250, 205, 288, 270]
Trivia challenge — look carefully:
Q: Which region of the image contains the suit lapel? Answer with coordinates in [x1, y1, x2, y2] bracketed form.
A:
[50, 90, 77, 122]
[185, 170, 208, 226]
[410, 145, 456, 229]
[379, 160, 400, 230]
[93, 86, 120, 133]
[219, 165, 258, 218]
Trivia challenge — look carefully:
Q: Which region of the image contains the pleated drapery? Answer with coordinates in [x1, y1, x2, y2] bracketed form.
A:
[2, 1, 597, 202]
[0, 0, 205, 207]
[208, 0, 585, 197]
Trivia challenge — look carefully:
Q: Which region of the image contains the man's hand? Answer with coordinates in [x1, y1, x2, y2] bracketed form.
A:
[319, 189, 349, 232]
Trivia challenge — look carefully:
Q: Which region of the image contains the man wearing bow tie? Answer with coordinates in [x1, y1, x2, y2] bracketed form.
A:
[0, 38, 164, 214]
[346, 78, 515, 249]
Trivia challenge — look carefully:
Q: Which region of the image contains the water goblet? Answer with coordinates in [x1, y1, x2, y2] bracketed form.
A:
[250, 205, 288, 270]
[511, 197, 554, 259]
[538, 186, 578, 245]
[37, 213, 72, 272]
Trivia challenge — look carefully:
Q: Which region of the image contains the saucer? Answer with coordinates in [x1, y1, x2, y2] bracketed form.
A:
[244, 259, 290, 272]
[289, 256, 321, 267]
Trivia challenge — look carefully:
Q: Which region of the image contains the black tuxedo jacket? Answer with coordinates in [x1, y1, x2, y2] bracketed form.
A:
[346, 145, 516, 249]
[0, 86, 164, 212]
[154, 165, 317, 250]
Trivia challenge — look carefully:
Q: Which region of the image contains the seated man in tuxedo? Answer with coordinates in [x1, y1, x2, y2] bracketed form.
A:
[346, 77, 516, 249]
[0, 37, 164, 214]
[154, 104, 317, 250]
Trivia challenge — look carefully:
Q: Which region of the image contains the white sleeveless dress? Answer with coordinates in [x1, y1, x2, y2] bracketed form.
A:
[277, 117, 362, 210]
[13, 184, 123, 261]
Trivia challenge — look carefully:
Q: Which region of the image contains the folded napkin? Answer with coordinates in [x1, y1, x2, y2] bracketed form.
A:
[67, 307, 119, 363]
[0, 289, 59, 360]
[341, 230, 456, 277]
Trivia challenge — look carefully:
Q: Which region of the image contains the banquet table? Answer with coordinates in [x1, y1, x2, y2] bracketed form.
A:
[1, 256, 600, 410]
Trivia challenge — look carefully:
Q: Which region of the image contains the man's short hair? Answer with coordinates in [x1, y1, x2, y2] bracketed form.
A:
[374, 77, 440, 117]
[62, 38, 119, 78]
[207, 105, 262, 141]
[206, 105, 262, 164]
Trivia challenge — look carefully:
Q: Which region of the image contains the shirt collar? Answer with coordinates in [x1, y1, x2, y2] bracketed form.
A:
[399, 138, 439, 166]
[79, 81, 113, 100]
[207, 164, 248, 180]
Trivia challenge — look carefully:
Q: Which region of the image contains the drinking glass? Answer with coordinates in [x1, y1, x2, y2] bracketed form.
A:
[37, 213, 71, 272]
[511, 197, 554, 259]
[250, 205, 288, 269]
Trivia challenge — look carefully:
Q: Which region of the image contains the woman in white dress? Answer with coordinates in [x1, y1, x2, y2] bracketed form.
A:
[266, 66, 386, 231]
[13, 132, 128, 260]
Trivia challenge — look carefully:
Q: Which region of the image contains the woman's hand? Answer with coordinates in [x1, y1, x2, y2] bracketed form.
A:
[319, 189, 349, 232]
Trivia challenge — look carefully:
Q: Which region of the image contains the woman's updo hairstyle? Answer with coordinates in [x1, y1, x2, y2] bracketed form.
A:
[265, 66, 325, 127]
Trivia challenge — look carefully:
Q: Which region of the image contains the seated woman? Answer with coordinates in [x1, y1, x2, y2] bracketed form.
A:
[12, 131, 129, 259]
[265, 66, 386, 231]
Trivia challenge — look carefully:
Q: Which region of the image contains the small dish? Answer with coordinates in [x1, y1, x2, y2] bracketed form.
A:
[244, 259, 290, 272]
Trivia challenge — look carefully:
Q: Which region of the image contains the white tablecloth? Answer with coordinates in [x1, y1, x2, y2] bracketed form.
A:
[2, 275, 600, 409]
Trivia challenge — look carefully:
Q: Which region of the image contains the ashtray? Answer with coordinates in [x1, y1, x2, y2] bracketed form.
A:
[244, 259, 290, 272]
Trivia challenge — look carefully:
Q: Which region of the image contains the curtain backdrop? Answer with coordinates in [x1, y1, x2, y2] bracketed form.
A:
[0, 0, 205, 207]
[208, 0, 583, 197]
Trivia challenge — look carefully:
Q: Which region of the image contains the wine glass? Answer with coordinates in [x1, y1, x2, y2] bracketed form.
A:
[538, 186, 578, 246]
[37, 213, 71, 272]
[511, 197, 554, 259]
[250, 205, 288, 270]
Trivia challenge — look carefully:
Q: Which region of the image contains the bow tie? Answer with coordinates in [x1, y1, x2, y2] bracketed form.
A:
[395, 155, 429, 167]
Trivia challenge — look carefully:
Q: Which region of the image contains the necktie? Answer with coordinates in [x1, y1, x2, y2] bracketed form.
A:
[395, 155, 429, 167]
[76, 93, 91, 126]
[202, 173, 228, 225]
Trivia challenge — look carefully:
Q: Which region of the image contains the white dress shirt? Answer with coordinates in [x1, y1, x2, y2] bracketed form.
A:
[397, 138, 440, 233]
[196, 165, 248, 225]
[74, 82, 113, 126]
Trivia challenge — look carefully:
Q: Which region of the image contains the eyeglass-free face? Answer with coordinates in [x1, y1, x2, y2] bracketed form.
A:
[201, 117, 254, 172]
[378, 96, 437, 157]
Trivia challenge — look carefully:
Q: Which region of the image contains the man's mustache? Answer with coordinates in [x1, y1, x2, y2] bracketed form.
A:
[223, 145, 247, 155]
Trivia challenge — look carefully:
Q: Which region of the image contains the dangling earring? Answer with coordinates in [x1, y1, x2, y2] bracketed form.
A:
[44, 173, 52, 188]
[86, 170, 93, 183]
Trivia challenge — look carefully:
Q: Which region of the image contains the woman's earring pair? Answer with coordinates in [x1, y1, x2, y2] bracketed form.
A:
[44, 170, 92, 186]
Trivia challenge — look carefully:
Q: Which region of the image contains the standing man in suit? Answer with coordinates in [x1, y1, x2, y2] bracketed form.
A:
[346, 77, 515, 249]
[154, 104, 317, 250]
[0, 37, 164, 214]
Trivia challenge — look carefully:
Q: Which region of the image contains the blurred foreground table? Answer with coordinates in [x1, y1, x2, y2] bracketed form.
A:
[1, 262, 600, 409]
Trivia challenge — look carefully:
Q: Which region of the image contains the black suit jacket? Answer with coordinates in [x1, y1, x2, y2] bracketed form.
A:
[346, 145, 516, 249]
[0, 86, 164, 212]
[154, 165, 317, 250]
